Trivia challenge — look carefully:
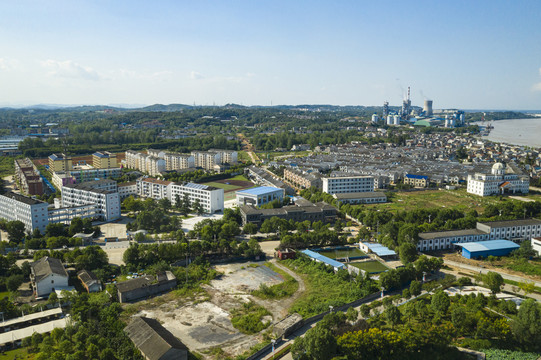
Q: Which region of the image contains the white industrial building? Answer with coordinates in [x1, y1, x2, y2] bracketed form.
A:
[532, 237, 541, 256]
[236, 186, 284, 207]
[467, 162, 529, 196]
[0, 192, 49, 233]
[417, 219, 541, 251]
[61, 180, 121, 221]
[322, 175, 375, 195]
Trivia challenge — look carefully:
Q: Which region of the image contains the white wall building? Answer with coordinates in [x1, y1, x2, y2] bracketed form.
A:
[61, 180, 121, 221]
[236, 186, 284, 207]
[322, 175, 375, 195]
[0, 192, 49, 233]
[163, 153, 195, 170]
[191, 151, 221, 170]
[467, 162, 529, 196]
[532, 237, 541, 256]
[30, 257, 69, 298]
[136, 177, 172, 200]
[118, 182, 137, 199]
[170, 183, 224, 213]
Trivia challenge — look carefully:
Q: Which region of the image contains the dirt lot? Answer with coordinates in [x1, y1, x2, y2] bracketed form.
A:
[130, 261, 296, 358]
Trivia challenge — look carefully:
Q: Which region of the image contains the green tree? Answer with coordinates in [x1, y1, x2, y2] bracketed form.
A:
[384, 305, 402, 327]
[399, 242, 418, 264]
[482, 271, 504, 295]
[409, 280, 422, 297]
[511, 299, 541, 352]
[431, 290, 450, 315]
[243, 222, 258, 235]
[346, 307, 358, 322]
[360, 304, 370, 318]
[6, 220, 26, 242]
[291, 326, 337, 360]
[192, 199, 204, 215]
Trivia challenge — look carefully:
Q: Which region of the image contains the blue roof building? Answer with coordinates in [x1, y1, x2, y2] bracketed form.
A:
[301, 249, 346, 271]
[236, 186, 284, 207]
[456, 240, 520, 259]
[360, 242, 397, 257]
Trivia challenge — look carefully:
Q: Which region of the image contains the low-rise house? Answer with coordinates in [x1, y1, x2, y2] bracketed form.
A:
[117, 271, 177, 303]
[125, 316, 188, 360]
[30, 257, 69, 298]
[77, 270, 102, 293]
[333, 191, 387, 205]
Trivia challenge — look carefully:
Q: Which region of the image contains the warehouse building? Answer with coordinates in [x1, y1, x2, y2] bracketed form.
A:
[333, 191, 387, 205]
[456, 240, 520, 259]
[300, 249, 346, 272]
[236, 186, 284, 207]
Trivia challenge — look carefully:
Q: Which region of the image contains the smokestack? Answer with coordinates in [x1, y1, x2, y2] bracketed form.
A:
[423, 100, 433, 117]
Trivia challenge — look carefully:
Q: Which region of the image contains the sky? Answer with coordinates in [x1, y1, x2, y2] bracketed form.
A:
[1, 0, 541, 110]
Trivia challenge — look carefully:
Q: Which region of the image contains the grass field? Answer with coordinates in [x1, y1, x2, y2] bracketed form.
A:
[0, 347, 35, 359]
[201, 175, 255, 201]
[318, 248, 366, 259]
[365, 188, 506, 213]
[349, 260, 389, 273]
[202, 182, 242, 192]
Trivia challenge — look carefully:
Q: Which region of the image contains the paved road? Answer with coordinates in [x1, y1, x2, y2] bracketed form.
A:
[444, 258, 541, 288]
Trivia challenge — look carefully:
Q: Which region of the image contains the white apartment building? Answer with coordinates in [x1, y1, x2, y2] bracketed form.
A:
[163, 153, 195, 171]
[0, 192, 49, 233]
[191, 151, 221, 170]
[118, 182, 137, 199]
[52, 167, 122, 190]
[125, 150, 166, 176]
[467, 163, 529, 196]
[61, 180, 121, 221]
[322, 175, 375, 195]
[136, 177, 172, 200]
[170, 182, 224, 213]
[209, 149, 238, 164]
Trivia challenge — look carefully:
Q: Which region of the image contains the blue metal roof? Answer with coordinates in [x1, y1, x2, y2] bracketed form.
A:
[236, 186, 282, 196]
[93, 152, 107, 158]
[362, 242, 397, 257]
[301, 249, 346, 269]
[455, 240, 520, 253]
[405, 174, 429, 180]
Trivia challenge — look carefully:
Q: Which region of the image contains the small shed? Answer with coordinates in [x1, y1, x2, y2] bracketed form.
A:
[456, 240, 520, 259]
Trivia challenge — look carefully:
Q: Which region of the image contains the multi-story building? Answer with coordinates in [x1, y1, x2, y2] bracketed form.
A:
[467, 162, 529, 196]
[191, 151, 221, 170]
[0, 192, 49, 233]
[48, 153, 72, 172]
[124, 150, 165, 176]
[404, 174, 429, 188]
[333, 192, 387, 205]
[417, 218, 541, 251]
[92, 151, 118, 169]
[236, 186, 284, 207]
[209, 149, 238, 165]
[163, 153, 195, 171]
[52, 167, 122, 190]
[283, 167, 322, 189]
[322, 175, 374, 195]
[61, 180, 121, 221]
[14, 158, 44, 195]
[136, 178, 172, 200]
[239, 201, 337, 227]
[118, 182, 137, 199]
[170, 183, 224, 213]
[136, 177, 224, 213]
[532, 236, 541, 256]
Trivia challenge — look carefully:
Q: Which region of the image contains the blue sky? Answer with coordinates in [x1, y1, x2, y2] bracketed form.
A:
[1, 0, 540, 109]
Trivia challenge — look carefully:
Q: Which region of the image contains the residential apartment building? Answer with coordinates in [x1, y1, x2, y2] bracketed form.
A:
[191, 151, 221, 170]
[417, 219, 541, 251]
[136, 177, 224, 213]
[283, 167, 322, 189]
[163, 153, 195, 171]
[61, 180, 121, 221]
[118, 182, 137, 199]
[48, 153, 72, 172]
[170, 182, 224, 213]
[0, 192, 49, 233]
[208, 149, 238, 164]
[467, 162, 529, 196]
[92, 151, 118, 169]
[52, 167, 122, 190]
[322, 175, 375, 195]
[124, 150, 165, 176]
[14, 158, 44, 195]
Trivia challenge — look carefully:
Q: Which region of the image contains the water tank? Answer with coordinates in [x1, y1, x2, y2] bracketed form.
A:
[423, 100, 433, 116]
[386, 115, 393, 125]
[393, 115, 400, 125]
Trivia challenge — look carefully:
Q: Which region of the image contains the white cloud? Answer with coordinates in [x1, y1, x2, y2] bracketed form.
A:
[0, 58, 21, 71]
[190, 71, 204, 80]
[41, 59, 101, 81]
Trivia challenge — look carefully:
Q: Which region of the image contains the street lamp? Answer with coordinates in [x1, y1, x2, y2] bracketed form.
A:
[271, 339, 276, 358]
[422, 271, 427, 283]
[380, 287, 385, 299]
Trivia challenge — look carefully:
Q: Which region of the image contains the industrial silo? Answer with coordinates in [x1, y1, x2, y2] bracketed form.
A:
[423, 100, 433, 117]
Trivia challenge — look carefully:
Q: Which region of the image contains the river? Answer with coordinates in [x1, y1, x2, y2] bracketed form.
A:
[473, 118, 541, 148]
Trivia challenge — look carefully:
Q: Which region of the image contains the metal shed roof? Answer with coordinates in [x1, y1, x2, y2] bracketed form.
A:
[363, 242, 397, 256]
[301, 249, 346, 269]
[236, 186, 282, 196]
[455, 240, 520, 253]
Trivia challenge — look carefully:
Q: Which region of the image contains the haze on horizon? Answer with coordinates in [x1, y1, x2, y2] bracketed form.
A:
[1, 0, 541, 110]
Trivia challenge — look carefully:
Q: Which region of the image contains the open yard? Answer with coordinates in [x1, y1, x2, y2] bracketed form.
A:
[365, 188, 508, 213]
[202, 177, 255, 201]
[349, 260, 389, 273]
[317, 248, 366, 259]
